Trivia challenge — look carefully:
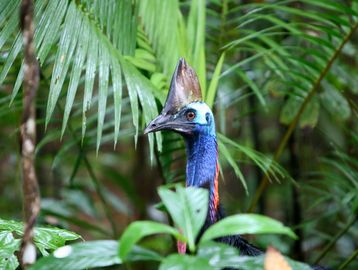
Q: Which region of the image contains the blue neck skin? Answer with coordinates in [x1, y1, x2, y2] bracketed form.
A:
[184, 128, 219, 222]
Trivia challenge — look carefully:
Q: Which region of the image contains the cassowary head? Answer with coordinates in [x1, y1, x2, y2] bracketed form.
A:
[144, 58, 215, 137]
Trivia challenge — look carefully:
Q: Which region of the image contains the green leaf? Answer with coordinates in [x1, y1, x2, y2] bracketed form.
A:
[30, 240, 162, 270]
[236, 68, 266, 106]
[320, 85, 351, 120]
[61, 19, 90, 138]
[120, 57, 162, 155]
[158, 186, 209, 252]
[35, 0, 68, 63]
[206, 52, 225, 108]
[200, 240, 312, 270]
[187, 0, 207, 94]
[0, 8, 19, 51]
[299, 96, 320, 128]
[0, 33, 22, 85]
[96, 42, 110, 153]
[120, 58, 140, 144]
[30, 240, 119, 270]
[46, 2, 81, 127]
[197, 241, 242, 269]
[82, 33, 98, 141]
[119, 221, 181, 260]
[33, 227, 81, 255]
[280, 96, 301, 126]
[218, 134, 287, 184]
[159, 254, 214, 270]
[199, 214, 297, 244]
[138, 0, 180, 75]
[280, 95, 320, 129]
[111, 56, 123, 147]
[218, 139, 248, 194]
[0, 232, 20, 270]
[0, 218, 80, 255]
[126, 55, 156, 72]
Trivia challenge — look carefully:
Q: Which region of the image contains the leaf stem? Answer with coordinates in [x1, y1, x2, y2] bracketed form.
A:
[338, 247, 358, 270]
[247, 20, 358, 213]
[314, 215, 357, 264]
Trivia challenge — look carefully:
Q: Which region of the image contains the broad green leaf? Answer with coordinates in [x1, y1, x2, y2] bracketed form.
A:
[198, 242, 312, 270]
[158, 186, 209, 252]
[0, 231, 20, 270]
[197, 241, 243, 269]
[0, 218, 80, 255]
[30, 240, 161, 270]
[199, 214, 297, 244]
[159, 254, 214, 270]
[119, 221, 181, 260]
[206, 52, 225, 108]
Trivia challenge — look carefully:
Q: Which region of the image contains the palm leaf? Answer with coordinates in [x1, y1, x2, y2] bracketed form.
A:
[0, 0, 163, 153]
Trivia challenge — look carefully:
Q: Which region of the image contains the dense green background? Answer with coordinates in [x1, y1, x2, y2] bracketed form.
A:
[0, 0, 357, 269]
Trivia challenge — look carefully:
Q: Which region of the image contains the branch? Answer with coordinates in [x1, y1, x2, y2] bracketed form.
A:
[248, 20, 358, 213]
[19, 0, 41, 267]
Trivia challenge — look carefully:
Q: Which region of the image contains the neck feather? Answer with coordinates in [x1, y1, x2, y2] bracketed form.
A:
[184, 133, 219, 223]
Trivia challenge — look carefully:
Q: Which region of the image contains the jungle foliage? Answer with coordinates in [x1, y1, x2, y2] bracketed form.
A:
[0, 0, 357, 269]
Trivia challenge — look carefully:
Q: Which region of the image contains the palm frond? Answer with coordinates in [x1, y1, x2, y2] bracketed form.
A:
[221, 0, 358, 127]
[218, 133, 289, 194]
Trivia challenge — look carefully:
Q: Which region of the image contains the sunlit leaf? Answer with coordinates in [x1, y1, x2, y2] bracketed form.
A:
[30, 240, 161, 270]
[206, 52, 225, 108]
[0, 232, 19, 270]
[158, 186, 209, 252]
[199, 214, 297, 244]
[0, 218, 80, 256]
[119, 221, 181, 260]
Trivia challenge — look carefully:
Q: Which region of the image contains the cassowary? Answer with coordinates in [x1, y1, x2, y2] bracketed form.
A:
[144, 58, 328, 270]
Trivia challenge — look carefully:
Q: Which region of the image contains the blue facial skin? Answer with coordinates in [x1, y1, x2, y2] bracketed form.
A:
[184, 102, 216, 137]
[180, 102, 219, 223]
[181, 102, 218, 195]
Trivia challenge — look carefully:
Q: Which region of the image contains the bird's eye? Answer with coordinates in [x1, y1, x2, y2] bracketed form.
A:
[186, 111, 196, 121]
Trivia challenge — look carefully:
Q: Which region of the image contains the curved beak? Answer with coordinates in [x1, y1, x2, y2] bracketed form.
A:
[144, 113, 195, 135]
[144, 58, 201, 136]
[144, 114, 171, 134]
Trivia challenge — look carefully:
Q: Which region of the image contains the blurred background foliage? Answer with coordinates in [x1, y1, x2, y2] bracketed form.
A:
[0, 0, 357, 269]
